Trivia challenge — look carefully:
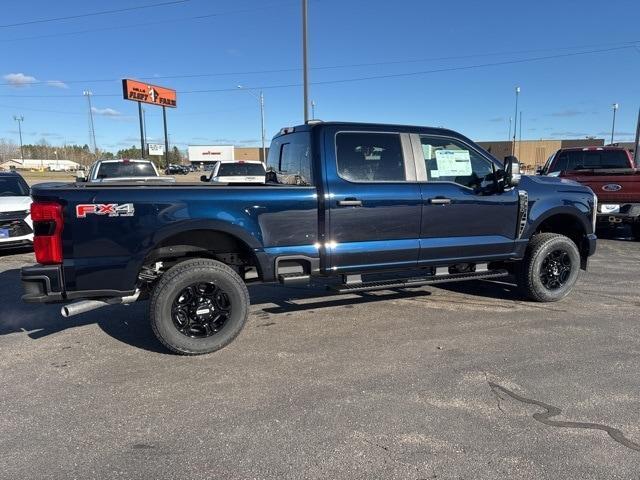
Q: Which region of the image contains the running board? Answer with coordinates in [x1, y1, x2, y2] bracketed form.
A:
[329, 269, 509, 293]
[278, 272, 311, 285]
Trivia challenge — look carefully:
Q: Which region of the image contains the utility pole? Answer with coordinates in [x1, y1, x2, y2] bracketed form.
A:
[83, 91, 97, 155]
[611, 103, 619, 145]
[13, 115, 24, 162]
[237, 86, 267, 163]
[302, 0, 310, 123]
[512, 86, 520, 155]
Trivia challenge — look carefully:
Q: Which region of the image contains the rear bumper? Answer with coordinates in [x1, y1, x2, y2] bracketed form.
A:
[21, 264, 64, 303]
[21, 264, 137, 304]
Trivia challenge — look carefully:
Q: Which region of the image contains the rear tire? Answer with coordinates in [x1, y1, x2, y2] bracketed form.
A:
[516, 233, 580, 302]
[150, 259, 249, 355]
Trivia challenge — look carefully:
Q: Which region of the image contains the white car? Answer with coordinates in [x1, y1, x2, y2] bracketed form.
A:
[0, 172, 33, 249]
[200, 160, 266, 184]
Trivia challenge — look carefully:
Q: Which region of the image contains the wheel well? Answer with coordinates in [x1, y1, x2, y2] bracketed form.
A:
[142, 229, 261, 280]
[535, 213, 587, 255]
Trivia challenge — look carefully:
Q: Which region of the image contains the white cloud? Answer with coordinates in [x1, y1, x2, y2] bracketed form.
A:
[3, 72, 37, 87]
[91, 107, 122, 117]
[46, 80, 68, 89]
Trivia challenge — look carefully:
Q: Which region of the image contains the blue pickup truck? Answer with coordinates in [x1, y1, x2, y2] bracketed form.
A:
[22, 122, 597, 355]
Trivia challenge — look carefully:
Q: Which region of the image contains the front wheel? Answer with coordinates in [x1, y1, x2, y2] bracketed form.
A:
[515, 233, 581, 302]
[150, 259, 249, 355]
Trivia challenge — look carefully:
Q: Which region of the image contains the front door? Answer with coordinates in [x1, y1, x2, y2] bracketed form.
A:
[324, 129, 422, 272]
[411, 133, 520, 264]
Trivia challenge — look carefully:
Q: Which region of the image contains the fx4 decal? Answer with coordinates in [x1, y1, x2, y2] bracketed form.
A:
[76, 203, 135, 218]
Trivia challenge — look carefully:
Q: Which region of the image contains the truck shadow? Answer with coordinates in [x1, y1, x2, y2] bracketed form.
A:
[0, 268, 433, 354]
[252, 283, 433, 314]
[0, 268, 166, 353]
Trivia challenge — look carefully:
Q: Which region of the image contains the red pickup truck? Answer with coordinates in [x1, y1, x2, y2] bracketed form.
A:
[540, 146, 640, 239]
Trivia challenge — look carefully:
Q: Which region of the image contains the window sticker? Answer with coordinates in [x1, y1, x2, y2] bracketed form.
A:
[434, 149, 472, 176]
[422, 144, 433, 160]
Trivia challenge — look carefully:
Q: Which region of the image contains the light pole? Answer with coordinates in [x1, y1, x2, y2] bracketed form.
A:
[512, 86, 520, 155]
[508, 117, 512, 142]
[302, 0, 310, 122]
[311, 100, 316, 119]
[611, 103, 619, 145]
[237, 85, 266, 163]
[12, 115, 24, 162]
[83, 90, 97, 155]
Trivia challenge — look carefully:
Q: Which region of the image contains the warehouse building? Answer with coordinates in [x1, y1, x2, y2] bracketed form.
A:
[477, 139, 605, 172]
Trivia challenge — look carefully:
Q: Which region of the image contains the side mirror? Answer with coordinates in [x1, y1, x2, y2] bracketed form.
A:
[535, 166, 543, 175]
[503, 155, 521, 187]
[75, 170, 87, 182]
[200, 175, 208, 182]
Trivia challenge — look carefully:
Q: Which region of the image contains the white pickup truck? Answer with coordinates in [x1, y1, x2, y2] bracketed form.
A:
[78, 159, 175, 183]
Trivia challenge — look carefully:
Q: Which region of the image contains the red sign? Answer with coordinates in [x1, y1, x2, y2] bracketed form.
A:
[122, 79, 176, 108]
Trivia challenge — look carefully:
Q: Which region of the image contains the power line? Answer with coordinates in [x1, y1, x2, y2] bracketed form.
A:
[0, 45, 633, 99]
[2, 40, 638, 88]
[0, 0, 191, 28]
[0, 1, 295, 42]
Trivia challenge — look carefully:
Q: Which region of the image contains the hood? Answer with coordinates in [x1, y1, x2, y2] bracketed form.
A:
[0, 196, 31, 213]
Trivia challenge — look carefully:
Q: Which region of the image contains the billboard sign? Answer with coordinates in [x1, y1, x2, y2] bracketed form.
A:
[188, 145, 235, 162]
[148, 143, 165, 156]
[122, 79, 177, 108]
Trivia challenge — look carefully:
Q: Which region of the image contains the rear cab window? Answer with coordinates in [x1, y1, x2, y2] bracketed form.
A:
[217, 163, 265, 177]
[96, 162, 157, 179]
[266, 132, 313, 185]
[553, 150, 631, 172]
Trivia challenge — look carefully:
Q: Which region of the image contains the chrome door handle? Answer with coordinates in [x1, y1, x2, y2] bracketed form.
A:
[429, 198, 451, 205]
[337, 199, 363, 207]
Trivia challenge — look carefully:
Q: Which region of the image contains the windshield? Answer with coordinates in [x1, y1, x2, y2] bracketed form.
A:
[555, 150, 630, 171]
[0, 177, 29, 196]
[96, 162, 157, 179]
[217, 163, 265, 176]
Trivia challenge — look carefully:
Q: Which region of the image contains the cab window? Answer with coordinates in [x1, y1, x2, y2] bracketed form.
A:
[419, 136, 495, 189]
[336, 132, 405, 182]
[266, 132, 313, 186]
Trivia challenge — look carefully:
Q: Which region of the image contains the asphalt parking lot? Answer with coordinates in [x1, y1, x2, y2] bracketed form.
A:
[1, 236, 639, 479]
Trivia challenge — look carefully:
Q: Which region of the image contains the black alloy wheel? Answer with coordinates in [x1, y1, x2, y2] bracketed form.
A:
[171, 282, 231, 338]
[539, 249, 572, 291]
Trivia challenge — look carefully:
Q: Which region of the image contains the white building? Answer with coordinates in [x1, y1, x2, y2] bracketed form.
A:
[187, 145, 234, 165]
[0, 158, 80, 172]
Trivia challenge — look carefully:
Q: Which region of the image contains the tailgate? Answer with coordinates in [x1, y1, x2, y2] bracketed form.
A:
[569, 172, 640, 203]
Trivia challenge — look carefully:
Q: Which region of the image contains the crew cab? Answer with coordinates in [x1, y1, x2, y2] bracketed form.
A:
[22, 122, 597, 355]
[78, 159, 175, 183]
[540, 146, 639, 238]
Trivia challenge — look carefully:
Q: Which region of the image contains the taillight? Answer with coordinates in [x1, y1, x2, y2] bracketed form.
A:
[31, 202, 63, 264]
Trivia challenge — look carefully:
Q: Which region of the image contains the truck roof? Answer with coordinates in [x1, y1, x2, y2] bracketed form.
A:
[557, 146, 629, 153]
[275, 121, 462, 139]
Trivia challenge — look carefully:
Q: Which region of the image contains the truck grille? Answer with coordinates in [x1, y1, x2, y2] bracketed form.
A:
[0, 212, 32, 238]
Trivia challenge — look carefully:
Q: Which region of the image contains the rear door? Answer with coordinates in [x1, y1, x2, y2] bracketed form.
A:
[410, 133, 520, 263]
[323, 127, 421, 272]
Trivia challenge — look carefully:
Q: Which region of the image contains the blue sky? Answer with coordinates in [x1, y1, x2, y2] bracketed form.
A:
[1, 0, 639, 153]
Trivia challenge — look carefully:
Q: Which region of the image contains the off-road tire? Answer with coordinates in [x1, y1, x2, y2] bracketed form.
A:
[515, 233, 580, 302]
[150, 259, 249, 355]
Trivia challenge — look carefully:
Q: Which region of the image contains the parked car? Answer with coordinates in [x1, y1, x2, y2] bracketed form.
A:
[165, 164, 189, 175]
[0, 171, 33, 249]
[22, 121, 597, 355]
[200, 160, 266, 184]
[78, 159, 175, 183]
[540, 146, 639, 238]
